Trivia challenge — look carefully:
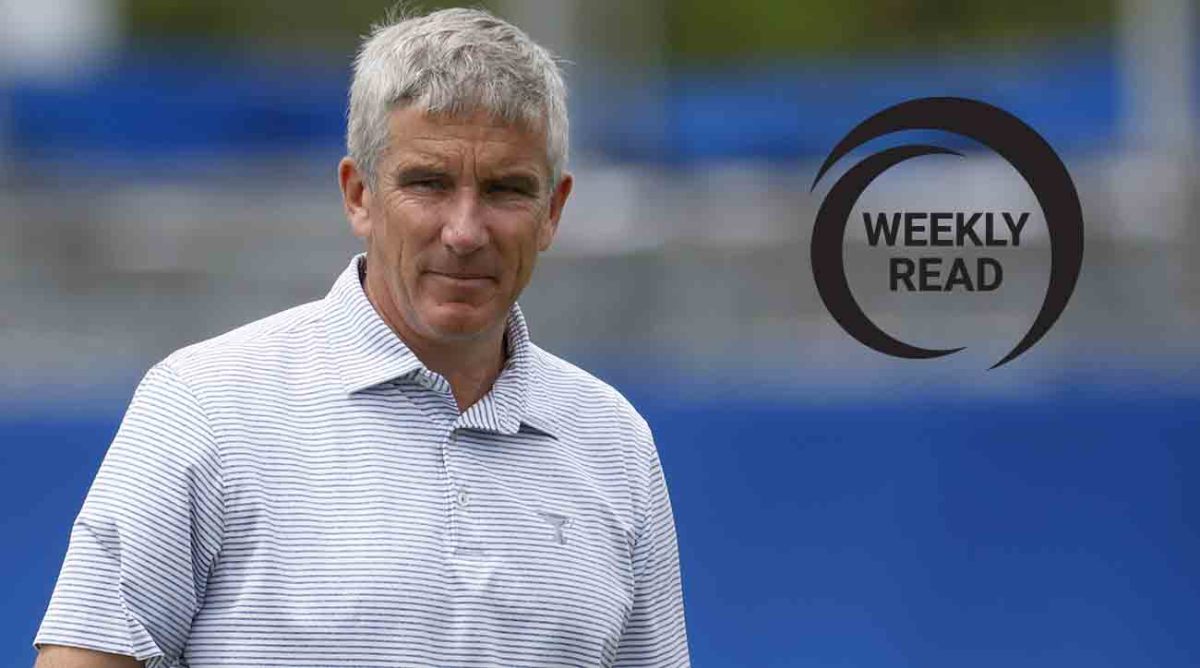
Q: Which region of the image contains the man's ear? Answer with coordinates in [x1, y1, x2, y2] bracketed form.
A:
[538, 172, 573, 251]
[339, 157, 373, 239]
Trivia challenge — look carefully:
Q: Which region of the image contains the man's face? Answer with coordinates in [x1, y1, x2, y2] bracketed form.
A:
[340, 106, 572, 346]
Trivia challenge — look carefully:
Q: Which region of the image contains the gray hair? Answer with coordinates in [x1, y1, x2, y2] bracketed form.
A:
[347, 6, 569, 190]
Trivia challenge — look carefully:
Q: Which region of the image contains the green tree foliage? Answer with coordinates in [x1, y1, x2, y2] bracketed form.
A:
[666, 0, 1114, 61]
[123, 0, 497, 50]
[121, 0, 1113, 58]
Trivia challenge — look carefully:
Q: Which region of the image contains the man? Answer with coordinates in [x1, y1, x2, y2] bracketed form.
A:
[33, 7, 689, 667]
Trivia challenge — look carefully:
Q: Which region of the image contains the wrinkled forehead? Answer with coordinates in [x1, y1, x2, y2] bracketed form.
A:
[383, 105, 552, 177]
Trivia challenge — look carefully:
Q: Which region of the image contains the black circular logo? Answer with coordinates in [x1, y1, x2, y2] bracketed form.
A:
[810, 97, 1084, 369]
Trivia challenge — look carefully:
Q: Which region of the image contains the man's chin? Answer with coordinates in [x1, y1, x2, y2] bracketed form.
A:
[420, 303, 501, 341]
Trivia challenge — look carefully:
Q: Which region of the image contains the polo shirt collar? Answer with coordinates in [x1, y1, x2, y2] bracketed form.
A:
[322, 253, 538, 437]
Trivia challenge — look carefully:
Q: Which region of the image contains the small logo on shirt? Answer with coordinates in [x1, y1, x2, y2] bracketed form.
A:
[538, 511, 572, 545]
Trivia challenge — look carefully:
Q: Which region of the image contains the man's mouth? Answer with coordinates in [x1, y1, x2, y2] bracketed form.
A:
[427, 271, 494, 281]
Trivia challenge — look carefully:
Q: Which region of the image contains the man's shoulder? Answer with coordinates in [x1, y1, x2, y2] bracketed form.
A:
[526, 344, 652, 443]
[158, 297, 327, 380]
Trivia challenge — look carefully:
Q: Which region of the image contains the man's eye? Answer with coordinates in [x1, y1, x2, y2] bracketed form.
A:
[404, 178, 446, 191]
[490, 184, 530, 196]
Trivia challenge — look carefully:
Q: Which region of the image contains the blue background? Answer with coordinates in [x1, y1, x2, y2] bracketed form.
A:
[7, 378, 1197, 667]
[4, 42, 1116, 166]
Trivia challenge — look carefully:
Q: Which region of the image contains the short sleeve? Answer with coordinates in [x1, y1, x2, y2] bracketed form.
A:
[613, 428, 691, 667]
[33, 362, 225, 667]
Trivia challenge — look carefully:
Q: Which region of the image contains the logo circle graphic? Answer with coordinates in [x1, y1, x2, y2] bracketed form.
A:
[810, 97, 1084, 369]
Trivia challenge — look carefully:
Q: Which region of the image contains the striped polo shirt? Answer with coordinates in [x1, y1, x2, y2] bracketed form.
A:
[35, 253, 690, 667]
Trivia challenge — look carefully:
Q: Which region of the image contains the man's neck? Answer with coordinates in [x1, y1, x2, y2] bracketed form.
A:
[362, 263, 507, 412]
[407, 326, 507, 413]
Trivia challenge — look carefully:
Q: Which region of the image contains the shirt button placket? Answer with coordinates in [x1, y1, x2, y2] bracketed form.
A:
[445, 428, 473, 557]
[444, 429, 458, 555]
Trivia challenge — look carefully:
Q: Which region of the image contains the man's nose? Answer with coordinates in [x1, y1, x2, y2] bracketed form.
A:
[441, 188, 489, 255]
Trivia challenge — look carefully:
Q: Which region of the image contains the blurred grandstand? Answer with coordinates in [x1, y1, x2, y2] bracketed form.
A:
[3, 2, 1197, 667]
[1, 0, 1196, 398]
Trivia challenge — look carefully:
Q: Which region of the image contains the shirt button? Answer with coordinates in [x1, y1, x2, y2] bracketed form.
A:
[456, 488, 469, 508]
